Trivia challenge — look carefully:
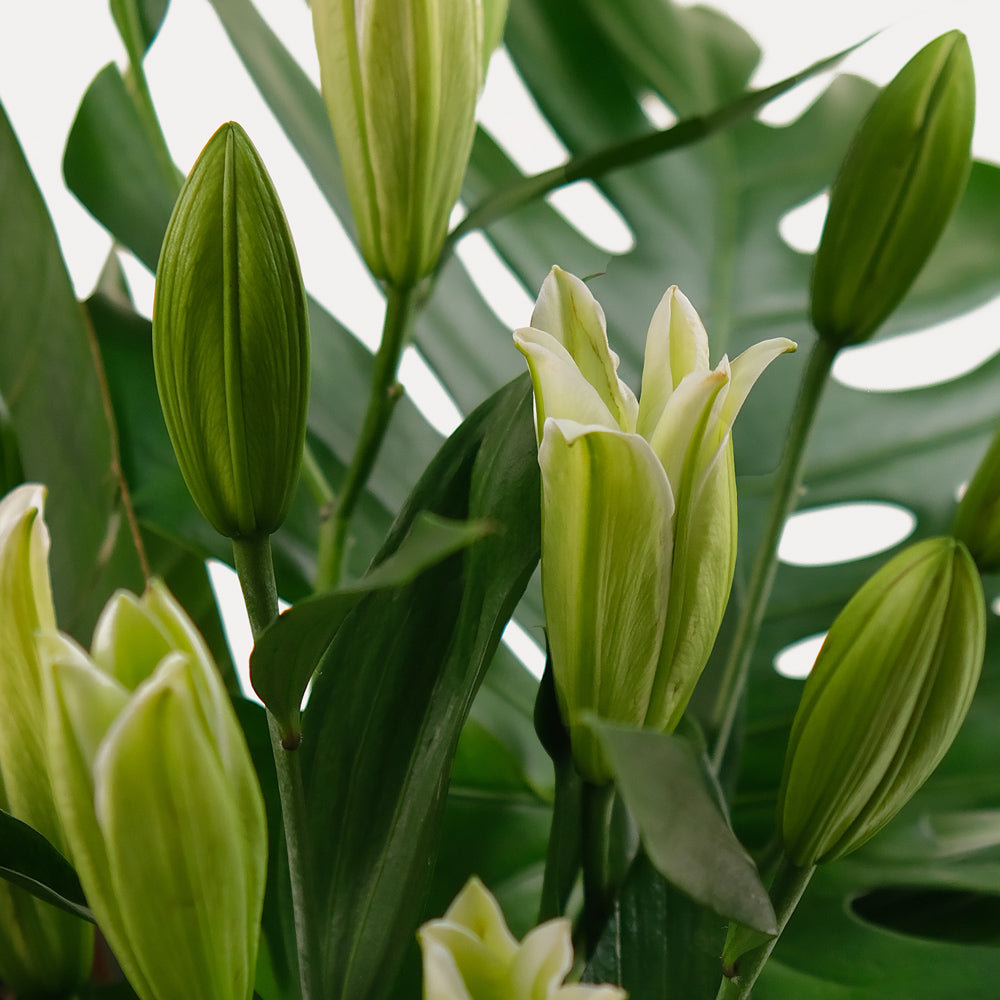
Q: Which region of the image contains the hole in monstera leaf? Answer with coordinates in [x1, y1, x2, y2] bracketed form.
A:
[851, 886, 1000, 945]
[778, 501, 916, 566]
[477, 48, 635, 255]
[774, 632, 827, 679]
[832, 296, 1000, 392]
[778, 191, 828, 254]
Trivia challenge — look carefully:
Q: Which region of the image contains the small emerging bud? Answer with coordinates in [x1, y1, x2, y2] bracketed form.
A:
[810, 30, 975, 347]
[779, 537, 985, 866]
[153, 121, 310, 540]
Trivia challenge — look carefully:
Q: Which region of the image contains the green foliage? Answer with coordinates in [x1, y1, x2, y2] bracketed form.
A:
[4, 1, 1000, 998]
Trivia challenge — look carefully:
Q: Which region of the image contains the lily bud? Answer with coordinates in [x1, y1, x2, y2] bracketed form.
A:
[953, 424, 1000, 571]
[153, 121, 310, 540]
[515, 267, 795, 782]
[810, 30, 975, 347]
[419, 876, 625, 999]
[0, 485, 92, 998]
[779, 537, 985, 867]
[311, 0, 492, 286]
[42, 579, 267, 1000]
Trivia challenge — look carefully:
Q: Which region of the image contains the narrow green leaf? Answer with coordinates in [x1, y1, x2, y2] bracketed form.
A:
[591, 720, 776, 934]
[110, 0, 169, 55]
[250, 512, 493, 737]
[0, 99, 143, 639]
[0, 809, 93, 923]
[301, 374, 541, 1000]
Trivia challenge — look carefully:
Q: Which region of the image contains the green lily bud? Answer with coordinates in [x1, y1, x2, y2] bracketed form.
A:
[779, 537, 985, 867]
[953, 423, 1000, 571]
[153, 121, 310, 540]
[41, 579, 267, 1000]
[515, 267, 795, 782]
[810, 30, 975, 347]
[311, 0, 493, 286]
[419, 876, 625, 999]
[0, 485, 92, 998]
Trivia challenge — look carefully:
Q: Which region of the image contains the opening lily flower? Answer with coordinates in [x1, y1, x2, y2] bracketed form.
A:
[419, 876, 625, 999]
[41, 580, 266, 1000]
[515, 267, 796, 782]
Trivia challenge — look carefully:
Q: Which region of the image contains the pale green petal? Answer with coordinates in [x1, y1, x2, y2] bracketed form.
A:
[540, 421, 674, 782]
[529, 267, 638, 431]
[0, 489, 58, 829]
[96, 654, 260, 1000]
[645, 368, 728, 493]
[557, 986, 627, 999]
[510, 919, 573, 1000]
[718, 337, 797, 430]
[647, 443, 737, 731]
[443, 876, 519, 959]
[0, 484, 54, 630]
[91, 590, 176, 690]
[41, 634, 155, 1000]
[419, 932, 475, 1000]
[515, 329, 622, 439]
[636, 285, 711, 438]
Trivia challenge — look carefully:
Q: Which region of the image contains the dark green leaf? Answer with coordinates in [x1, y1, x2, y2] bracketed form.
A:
[585, 852, 725, 1000]
[301, 375, 540, 1000]
[0, 99, 143, 639]
[0, 809, 92, 923]
[592, 720, 776, 935]
[111, 0, 169, 54]
[250, 513, 493, 736]
[64, 63, 180, 270]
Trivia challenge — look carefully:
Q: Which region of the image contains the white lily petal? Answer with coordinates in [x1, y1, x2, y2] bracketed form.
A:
[529, 267, 638, 431]
[637, 286, 711, 437]
[515, 328, 623, 439]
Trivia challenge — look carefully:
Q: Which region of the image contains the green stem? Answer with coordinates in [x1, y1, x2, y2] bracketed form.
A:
[315, 283, 417, 591]
[538, 758, 583, 924]
[437, 40, 869, 268]
[715, 855, 815, 1000]
[232, 535, 322, 1000]
[580, 781, 617, 954]
[709, 337, 838, 773]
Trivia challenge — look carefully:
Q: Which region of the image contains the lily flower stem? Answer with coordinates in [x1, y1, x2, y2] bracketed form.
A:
[715, 854, 815, 1000]
[709, 336, 838, 773]
[539, 757, 584, 924]
[580, 781, 618, 955]
[233, 534, 322, 1000]
[315, 283, 418, 591]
